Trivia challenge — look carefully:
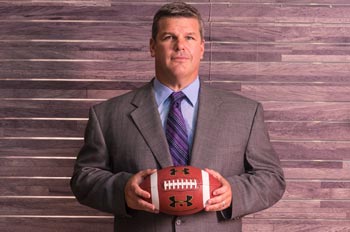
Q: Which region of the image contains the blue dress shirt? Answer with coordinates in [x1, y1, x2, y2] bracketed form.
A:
[153, 78, 200, 150]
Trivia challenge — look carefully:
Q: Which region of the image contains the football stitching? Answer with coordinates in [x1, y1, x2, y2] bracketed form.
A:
[163, 179, 198, 190]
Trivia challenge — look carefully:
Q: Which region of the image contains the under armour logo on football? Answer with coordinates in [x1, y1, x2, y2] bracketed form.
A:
[169, 195, 193, 207]
[170, 167, 190, 176]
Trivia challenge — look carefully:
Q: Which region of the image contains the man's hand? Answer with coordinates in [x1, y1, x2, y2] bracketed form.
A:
[204, 168, 232, 212]
[124, 169, 159, 213]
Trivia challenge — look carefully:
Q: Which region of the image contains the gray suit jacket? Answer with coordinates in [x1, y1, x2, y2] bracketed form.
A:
[71, 81, 285, 232]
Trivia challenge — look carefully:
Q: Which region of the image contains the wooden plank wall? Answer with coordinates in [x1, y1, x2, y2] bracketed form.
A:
[0, 0, 349, 231]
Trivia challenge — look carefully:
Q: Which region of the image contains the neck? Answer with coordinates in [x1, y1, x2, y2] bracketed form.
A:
[156, 75, 197, 92]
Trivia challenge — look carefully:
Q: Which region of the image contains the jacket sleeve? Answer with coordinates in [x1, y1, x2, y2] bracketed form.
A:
[70, 107, 132, 217]
[228, 103, 286, 219]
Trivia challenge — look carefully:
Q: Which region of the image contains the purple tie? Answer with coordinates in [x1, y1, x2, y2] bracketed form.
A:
[166, 91, 189, 166]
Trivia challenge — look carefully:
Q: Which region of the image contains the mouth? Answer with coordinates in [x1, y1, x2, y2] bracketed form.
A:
[171, 56, 190, 62]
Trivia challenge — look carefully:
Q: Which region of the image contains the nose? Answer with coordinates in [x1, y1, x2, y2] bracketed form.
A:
[174, 37, 186, 51]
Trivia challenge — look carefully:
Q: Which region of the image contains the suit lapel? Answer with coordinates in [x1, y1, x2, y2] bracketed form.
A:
[129, 82, 173, 168]
[190, 84, 223, 168]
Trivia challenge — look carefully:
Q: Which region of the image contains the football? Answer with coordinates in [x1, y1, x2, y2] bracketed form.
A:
[140, 166, 222, 216]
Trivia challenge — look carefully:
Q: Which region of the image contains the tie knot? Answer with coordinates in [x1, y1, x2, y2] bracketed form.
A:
[170, 91, 186, 104]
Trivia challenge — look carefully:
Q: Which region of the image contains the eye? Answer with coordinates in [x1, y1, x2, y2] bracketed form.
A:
[163, 35, 175, 41]
[186, 36, 195, 40]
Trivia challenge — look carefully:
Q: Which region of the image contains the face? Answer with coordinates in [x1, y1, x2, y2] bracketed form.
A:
[150, 17, 205, 88]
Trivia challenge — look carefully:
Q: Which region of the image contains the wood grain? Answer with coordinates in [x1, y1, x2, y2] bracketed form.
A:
[211, 43, 350, 63]
[267, 121, 350, 141]
[0, 21, 211, 41]
[0, 198, 110, 216]
[0, 3, 210, 21]
[0, 100, 96, 118]
[0, 217, 113, 232]
[0, 178, 71, 196]
[0, 41, 210, 61]
[0, 41, 152, 61]
[240, 83, 350, 102]
[0, 158, 74, 177]
[272, 141, 350, 160]
[0, 1, 113, 6]
[0, 139, 82, 157]
[0, 21, 152, 41]
[0, 62, 210, 80]
[283, 167, 350, 180]
[0, 80, 149, 90]
[210, 3, 350, 23]
[210, 22, 350, 43]
[262, 102, 350, 122]
[210, 62, 350, 83]
[285, 181, 350, 200]
[243, 219, 350, 232]
[0, 119, 86, 137]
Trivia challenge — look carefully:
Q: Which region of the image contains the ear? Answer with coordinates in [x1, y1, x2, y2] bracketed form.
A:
[150, 38, 156, 57]
[200, 39, 205, 60]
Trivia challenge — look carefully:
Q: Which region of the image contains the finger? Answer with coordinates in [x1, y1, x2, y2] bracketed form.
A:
[126, 192, 158, 213]
[140, 168, 157, 178]
[205, 199, 229, 211]
[209, 185, 232, 206]
[127, 194, 158, 213]
[205, 168, 225, 187]
[207, 192, 227, 206]
[204, 168, 232, 211]
[125, 169, 158, 211]
[213, 183, 229, 196]
[137, 169, 157, 184]
[205, 168, 222, 181]
[135, 197, 158, 213]
[133, 169, 157, 199]
[205, 168, 227, 195]
[131, 183, 150, 199]
[205, 192, 231, 211]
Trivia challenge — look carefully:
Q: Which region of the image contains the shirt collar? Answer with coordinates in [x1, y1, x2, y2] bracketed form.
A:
[153, 77, 200, 107]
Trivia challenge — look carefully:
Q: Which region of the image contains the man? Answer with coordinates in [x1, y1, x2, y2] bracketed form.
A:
[71, 2, 286, 231]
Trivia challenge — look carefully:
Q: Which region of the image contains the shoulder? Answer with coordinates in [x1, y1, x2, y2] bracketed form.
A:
[202, 83, 260, 109]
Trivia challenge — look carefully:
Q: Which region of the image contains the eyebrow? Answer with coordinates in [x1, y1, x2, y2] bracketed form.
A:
[160, 32, 198, 37]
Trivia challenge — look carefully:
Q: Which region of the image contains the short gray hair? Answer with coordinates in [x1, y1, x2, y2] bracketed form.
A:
[152, 2, 204, 41]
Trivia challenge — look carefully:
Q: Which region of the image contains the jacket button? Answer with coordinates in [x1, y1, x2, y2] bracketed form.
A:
[175, 218, 182, 225]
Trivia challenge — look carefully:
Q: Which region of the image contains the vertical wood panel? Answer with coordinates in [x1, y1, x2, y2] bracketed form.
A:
[1, 1, 349, 231]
